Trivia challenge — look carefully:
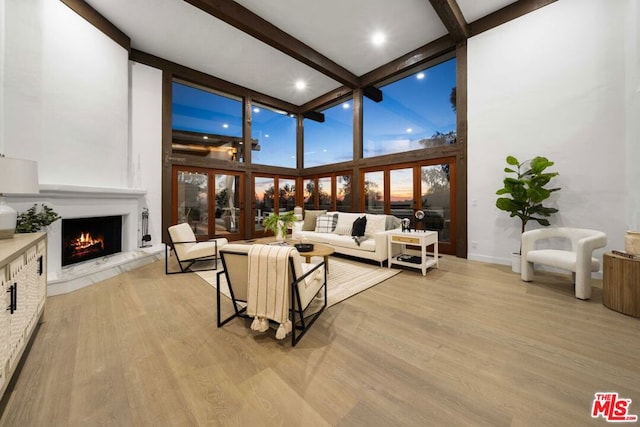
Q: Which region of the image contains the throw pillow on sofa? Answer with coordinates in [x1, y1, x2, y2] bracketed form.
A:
[351, 216, 367, 237]
[365, 214, 386, 237]
[302, 209, 327, 231]
[315, 213, 338, 233]
[333, 212, 360, 235]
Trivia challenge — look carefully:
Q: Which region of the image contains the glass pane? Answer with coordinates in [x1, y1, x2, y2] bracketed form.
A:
[421, 164, 451, 242]
[254, 177, 275, 231]
[172, 82, 242, 137]
[364, 171, 384, 214]
[303, 179, 315, 210]
[304, 98, 354, 167]
[176, 170, 209, 236]
[278, 179, 296, 213]
[215, 174, 240, 235]
[390, 168, 414, 221]
[251, 104, 297, 168]
[172, 82, 244, 163]
[363, 58, 457, 158]
[336, 175, 352, 212]
[318, 177, 332, 211]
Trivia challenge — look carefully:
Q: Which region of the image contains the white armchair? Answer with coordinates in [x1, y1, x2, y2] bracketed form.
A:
[521, 227, 607, 300]
[165, 223, 228, 274]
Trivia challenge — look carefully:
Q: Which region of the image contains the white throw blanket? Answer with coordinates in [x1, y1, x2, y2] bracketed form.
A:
[246, 244, 295, 339]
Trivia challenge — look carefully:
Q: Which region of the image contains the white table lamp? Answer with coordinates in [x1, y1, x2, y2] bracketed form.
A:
[0, 156, 40, 239]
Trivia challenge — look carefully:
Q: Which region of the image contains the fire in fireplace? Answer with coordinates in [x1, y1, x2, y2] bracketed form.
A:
[62, 216, 122, 266]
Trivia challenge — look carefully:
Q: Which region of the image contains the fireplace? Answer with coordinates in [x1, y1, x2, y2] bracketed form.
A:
[62, 216, 123, 267]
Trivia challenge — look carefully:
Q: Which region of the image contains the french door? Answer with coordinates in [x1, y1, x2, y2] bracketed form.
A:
[361, 157, 456, 254]
[253, 174, 297, 237]
[172, 166, 244, 241]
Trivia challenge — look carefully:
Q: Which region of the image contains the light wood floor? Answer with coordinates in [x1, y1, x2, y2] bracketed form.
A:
[1, 255, 639, 426]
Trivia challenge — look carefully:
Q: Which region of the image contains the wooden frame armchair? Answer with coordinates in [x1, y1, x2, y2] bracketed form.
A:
[216, 243, 327, 346]
[165, 223, 228, 274]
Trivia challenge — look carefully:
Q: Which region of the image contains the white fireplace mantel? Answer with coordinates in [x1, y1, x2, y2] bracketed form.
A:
[9, 183, 163, 295]
[39, 184, 147, 199]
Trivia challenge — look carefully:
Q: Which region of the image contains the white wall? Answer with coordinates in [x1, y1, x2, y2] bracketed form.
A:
[3, 0, 128, 187]
[2, 0, 164, 251]
[130, 62, 163, 247]
[0, 0, 5, 155]
[467, 0, 638, 266]
[625, 0, 640, 231]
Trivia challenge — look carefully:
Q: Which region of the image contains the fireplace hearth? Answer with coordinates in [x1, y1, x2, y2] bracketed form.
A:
[62, 216, 122, 266]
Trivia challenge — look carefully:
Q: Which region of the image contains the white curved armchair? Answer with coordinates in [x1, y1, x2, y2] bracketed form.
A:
[521, 227, 607, 300]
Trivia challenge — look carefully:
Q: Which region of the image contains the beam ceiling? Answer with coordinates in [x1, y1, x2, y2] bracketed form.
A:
[182, 0, 360, 88]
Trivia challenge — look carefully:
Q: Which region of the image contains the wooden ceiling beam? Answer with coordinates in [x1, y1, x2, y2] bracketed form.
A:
[130, 49, 299, 113]
[429, 0, 469, 43]
[360, 35, 455, 88]
[469, 0, 558, 37]
[60, 0, 130, 51]
[182, 0, 360, 88]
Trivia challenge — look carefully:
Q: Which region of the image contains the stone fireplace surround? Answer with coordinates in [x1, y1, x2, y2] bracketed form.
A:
[14, 184, 163, 296]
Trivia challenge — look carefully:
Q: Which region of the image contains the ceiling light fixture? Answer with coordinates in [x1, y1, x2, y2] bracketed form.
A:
[372, 32, 386, 46]
[253, 107, 260, 113]
[342, 102, 350, 109]
[416, 72, 425, 80]
[222, 123, 229, 128]
[295, 80, 306, 90]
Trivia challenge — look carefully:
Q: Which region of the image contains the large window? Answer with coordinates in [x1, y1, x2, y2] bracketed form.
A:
[363, 58, 456, 158]
[301, 173, 352, 212]
[251, 103, 297, 168]
[172, 82, 242, 136]
[318, 177, 332, 211]
[304, 98, 354, 167]
[363, 171, 384, 214]
[390, 168, 414, 220]
[172, 81, 244, 161]
[336, 175, 352, 212]
[421, 164, 452, 242]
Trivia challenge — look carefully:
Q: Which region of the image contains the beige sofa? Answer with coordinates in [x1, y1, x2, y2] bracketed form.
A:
[292, 211, 401, 266]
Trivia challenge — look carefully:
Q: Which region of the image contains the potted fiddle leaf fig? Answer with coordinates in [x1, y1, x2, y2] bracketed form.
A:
[496, 155, 561, 271]
[262, 210, 298, 241]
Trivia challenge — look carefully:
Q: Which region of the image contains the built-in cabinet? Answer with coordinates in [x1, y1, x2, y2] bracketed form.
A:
[0, 233, 47, 398]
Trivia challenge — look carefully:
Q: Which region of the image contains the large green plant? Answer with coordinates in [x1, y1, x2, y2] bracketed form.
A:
[496, 155, 561, 239]
[262, 211, 297, 238]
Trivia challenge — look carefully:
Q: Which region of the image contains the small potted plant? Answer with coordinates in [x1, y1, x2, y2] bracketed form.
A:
[262, 210, 298, 241]
[16, 203, 61, 233]
[496, 155, 561, 272]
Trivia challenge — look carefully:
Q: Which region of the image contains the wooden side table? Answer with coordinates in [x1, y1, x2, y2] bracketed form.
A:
[603, 252, 640, 318]
[388, 230, 438, 276]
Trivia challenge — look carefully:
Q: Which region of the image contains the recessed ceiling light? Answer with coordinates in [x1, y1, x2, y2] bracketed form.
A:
[222, 123, 229, 128]
[295, 80, 306, 90]
[202, 136, 208, 140]
[416, 72, 425, 80]
[372, 32, 386, 46]
[342, 102, 350, 109]
[253, 107, 260, 113]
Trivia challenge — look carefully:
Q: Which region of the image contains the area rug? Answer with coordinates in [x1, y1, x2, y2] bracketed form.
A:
[195, 256, 401, 308]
